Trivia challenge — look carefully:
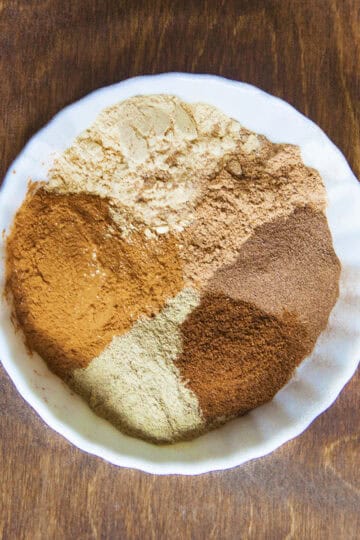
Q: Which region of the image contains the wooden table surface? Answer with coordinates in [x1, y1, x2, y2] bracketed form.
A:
[0, 1, 359, 538]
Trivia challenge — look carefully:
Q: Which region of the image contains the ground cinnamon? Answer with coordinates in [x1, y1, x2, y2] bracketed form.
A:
[5, 186, 183, 377]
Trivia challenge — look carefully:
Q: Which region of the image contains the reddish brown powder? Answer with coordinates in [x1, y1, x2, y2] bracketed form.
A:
[176, 294, 309, 421]
[176, 206, 340, 423]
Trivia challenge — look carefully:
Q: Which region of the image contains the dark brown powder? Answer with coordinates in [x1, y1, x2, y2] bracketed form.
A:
[176, 206, 340, 423]
[5, 186, 183, 377]
[176, 294, 309, 421]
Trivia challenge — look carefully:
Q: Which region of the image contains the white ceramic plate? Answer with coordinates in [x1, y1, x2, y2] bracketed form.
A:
[1, 73, 359, 475]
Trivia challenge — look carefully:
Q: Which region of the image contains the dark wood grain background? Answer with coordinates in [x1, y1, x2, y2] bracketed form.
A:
[0, 1, 359, 538]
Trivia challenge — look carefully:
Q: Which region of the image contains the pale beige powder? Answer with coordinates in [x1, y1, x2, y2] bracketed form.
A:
[47, 95, 247, 235]
[180, 136, 327, 287]
[70, 288, 204, 443]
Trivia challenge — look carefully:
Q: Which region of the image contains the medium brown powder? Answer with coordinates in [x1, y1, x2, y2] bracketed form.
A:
[6, 186, 183, 378]
[210, 206, 341, 345]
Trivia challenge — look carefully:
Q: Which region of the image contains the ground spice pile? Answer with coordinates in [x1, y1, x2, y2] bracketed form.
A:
[6, 186, 183, 377]
[176, 294, 308, 421]
[5, 95, 341, 443]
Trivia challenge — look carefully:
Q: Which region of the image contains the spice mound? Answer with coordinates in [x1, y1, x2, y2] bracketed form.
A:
[5, 95, 341, 444]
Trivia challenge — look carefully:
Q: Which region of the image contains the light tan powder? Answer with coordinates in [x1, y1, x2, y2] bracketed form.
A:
[70, 288, 204, 443]
[180, 136, 327, 286]
[47, 95, 245, 235]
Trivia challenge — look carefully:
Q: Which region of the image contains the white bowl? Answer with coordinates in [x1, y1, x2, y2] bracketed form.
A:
[1, 73, 359, 475]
